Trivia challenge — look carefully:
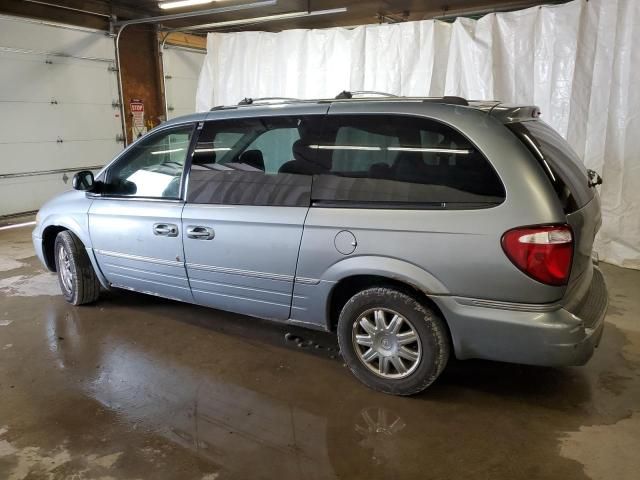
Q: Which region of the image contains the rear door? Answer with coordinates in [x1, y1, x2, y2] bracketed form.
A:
[508, 120, 600, 290]
[181, 109, 325, 320]
[89, 123, 195, 302]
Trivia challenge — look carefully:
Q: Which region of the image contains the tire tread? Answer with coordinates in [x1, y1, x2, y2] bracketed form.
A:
[55, 231, 100, 305]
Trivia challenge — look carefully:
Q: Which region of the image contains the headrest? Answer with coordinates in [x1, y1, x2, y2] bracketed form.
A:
[238, 149, 265, 171]
[292, 139, 311, 162]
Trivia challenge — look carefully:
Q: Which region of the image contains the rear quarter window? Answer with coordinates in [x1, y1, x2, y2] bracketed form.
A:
[310, 114, 505, 209]
[507, 121, 594, 212]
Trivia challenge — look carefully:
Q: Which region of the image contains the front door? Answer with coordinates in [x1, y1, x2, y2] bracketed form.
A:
[89, 124, 195, 302]
[182, 112, 325, 319]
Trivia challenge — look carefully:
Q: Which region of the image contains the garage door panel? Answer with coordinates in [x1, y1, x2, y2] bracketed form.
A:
[0, 15, 115, 60]
[165, 47, 205, 74]
[0, 52, 56, 102]
[0, 53, 118, 104]
[0, 168, 100, 216]
[0, 14, 123, 216]
[166, 77, 199, 113]
[47, 60, 119, 104]
[0, 140, 120, 176]
[0, 103, 121, 143]
[163, 47, 205, 120]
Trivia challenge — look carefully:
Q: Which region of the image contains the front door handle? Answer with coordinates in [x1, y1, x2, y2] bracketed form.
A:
[186, 225, 215, 240]
[153, 223, 179, 237]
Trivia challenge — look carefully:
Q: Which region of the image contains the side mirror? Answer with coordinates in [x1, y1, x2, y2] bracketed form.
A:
[72, 170, 94, 191]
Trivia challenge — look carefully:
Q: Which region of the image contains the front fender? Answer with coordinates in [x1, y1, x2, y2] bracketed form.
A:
[36, 190, 93, 247]
[35, 191, 108, 288]
[41, 215, 92, 250]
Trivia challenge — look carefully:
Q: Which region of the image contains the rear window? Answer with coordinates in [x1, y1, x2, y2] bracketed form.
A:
[508, 121, 593, 212]
[310, 115, 505, 208]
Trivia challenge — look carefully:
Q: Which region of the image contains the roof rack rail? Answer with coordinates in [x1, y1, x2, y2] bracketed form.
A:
[238, 97, 300, 105]
[335, 90, 399, 99]
[334, 91, 469, 106]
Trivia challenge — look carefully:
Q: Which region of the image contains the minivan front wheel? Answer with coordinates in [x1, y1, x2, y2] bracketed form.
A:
[337, 287, 450, 395]
[54, 231, 101, 305]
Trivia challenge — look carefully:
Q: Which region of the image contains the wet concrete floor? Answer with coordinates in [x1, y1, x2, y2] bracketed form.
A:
[0, 224, 639, 479]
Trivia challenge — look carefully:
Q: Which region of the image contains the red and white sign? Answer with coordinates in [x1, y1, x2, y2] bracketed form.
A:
[130, 99, 146, 137]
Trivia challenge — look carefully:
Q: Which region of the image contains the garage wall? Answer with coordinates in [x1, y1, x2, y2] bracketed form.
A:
[0, 14, 123, 216]
[162, 45, 206, 120]
[118, 25, 165, 145]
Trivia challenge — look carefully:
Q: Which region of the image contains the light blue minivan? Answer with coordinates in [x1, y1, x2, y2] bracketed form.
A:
[33, 95, 607, 395]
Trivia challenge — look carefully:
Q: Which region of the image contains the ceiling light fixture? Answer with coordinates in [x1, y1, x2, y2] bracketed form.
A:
[186, 7, 348, 30]
[115, 1, 276, 26]
[159, 0, 216, 10]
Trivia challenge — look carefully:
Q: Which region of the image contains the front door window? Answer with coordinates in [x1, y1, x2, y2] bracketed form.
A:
[104, 125, 194, 199]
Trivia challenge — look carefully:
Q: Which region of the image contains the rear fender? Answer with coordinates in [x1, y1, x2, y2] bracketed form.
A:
[323, 255, 448, 295]
[290, 256, 449, 330]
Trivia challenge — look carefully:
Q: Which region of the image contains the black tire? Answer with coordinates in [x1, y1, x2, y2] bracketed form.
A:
[337, 287, 450, 396]
[54, 231, 101, 305]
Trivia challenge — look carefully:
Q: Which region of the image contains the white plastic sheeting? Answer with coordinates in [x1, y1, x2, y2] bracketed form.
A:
[196, 0, 640, 269]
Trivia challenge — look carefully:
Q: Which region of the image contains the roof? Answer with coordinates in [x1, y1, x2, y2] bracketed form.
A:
[162, 93, 540, 127]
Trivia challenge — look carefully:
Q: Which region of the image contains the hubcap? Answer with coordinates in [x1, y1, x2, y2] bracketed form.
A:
[57, 244, 73, 294]
[351, 308, 422, 379]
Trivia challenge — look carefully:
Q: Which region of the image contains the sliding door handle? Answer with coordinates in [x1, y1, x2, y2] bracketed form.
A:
[186, 225, 215, 240]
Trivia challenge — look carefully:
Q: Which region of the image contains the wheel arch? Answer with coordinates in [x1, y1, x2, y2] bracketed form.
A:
[42, 225, 69, 271]
[322, 257, 454, 351]
[40, 219, 108, 289]
[327, 275, 456, 364]
[40, 216, 89, 268]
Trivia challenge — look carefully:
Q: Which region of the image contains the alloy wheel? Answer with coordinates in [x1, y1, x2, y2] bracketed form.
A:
[57, 244, 73, 294]
[351, 308, 422, 379]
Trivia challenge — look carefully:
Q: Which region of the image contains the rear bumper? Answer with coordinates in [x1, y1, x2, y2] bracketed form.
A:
[432, 267, 608, 367]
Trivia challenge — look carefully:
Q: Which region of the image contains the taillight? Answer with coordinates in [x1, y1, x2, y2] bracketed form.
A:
[501, 225, 573, 286]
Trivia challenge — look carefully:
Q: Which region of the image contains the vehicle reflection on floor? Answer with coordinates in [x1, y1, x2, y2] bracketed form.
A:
[44, 299, 417, 480]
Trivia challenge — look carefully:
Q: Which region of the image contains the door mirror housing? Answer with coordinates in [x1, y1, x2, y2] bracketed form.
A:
[72, 170, 95, 191]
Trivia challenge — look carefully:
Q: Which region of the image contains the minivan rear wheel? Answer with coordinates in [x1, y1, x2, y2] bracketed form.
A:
[54, 231, 101, 305]
[337, 287, 450, 395]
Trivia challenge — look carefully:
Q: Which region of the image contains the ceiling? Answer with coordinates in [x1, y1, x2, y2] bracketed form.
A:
[7, 0, 564, 31]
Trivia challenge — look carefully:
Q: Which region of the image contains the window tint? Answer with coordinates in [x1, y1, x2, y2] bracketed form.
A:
[310, 115, 505, 208]
[105, 125, 193, 198]
[508, 121, 593, 212]
[187, 116, 321, 206]
[245, 128, 301, 173]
